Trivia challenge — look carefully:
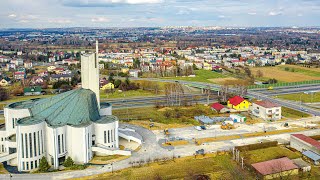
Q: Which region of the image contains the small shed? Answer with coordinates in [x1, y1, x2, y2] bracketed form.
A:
[292, 158, 311, 172]
[302, 150, 320, 165]
[230, 114, 246, 123]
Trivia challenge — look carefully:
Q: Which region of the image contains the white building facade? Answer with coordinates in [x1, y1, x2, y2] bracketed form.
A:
[250, 100, 282, 120]
[0, 41, 123, 172]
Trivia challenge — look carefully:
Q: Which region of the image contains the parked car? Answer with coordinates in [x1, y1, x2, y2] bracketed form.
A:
[194, 126, 202, 131]
[200, 125, 207, 130]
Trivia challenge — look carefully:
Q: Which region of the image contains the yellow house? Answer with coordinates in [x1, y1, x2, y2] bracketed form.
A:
[121, 67, 129, 74]
[227, 96, 251, 110]
[47, 66, 56, 72]
[0, 79, 9, 86]
[100, 83, 115, 90]
[203, 62, 212, 70]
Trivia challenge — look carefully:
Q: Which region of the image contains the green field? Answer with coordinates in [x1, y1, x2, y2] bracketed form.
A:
[100, 89, 160, 99]
[162, 70, 227, 83]
[75, 154, 254, 180]
[241, 146, 301, 165]
[277, 92, 320, 103]
[278, 65, 320, 77]
[281, 107, 311, 119]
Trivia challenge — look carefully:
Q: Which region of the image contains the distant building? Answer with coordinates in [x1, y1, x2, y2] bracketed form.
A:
[14, 71, 25, 80]
[251, 157, 299, 179]
[129, 70, 139, 78]
[251, 100, 281, 120]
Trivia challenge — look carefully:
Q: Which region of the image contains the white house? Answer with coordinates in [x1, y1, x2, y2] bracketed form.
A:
[250, 100, 281, 120]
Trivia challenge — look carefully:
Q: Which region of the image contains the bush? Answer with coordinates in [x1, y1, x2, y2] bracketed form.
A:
[0, 87, 9, 101]
[38, 156, 50, 172]
[236, 141, 278, 152]
[63, 157, 74, 167]
[69, 164, 87, 170]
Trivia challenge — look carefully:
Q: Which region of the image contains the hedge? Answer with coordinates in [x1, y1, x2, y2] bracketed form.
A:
[235, 141, 278, 152]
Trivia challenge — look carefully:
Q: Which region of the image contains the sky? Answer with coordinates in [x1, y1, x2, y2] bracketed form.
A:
[0, 0, 320, 28]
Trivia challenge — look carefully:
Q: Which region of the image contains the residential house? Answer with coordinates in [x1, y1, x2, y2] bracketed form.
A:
[251, 157, 299, 179]
[24, 61, 33, 69]
[0, 79, 9, 86]
[250, 100, 282, 120]
[129, 70, 139, 78]
[14, 71, 25, 80]
[50, 74, 72, 82]
[47, 66, 56, 72]
[100, 83, 115, 90]
[30, 76, 44, 86]
[227, 96, 251, 111]
[210, 103, 228, 113]
[24, 86, 42, 96]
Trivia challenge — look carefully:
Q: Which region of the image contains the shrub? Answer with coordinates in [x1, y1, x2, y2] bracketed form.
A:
[38, 157, 50, 172]
[63, 157, 74, 167]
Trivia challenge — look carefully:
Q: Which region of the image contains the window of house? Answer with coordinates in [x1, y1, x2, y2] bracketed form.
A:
[29, 133, 33, 158]
[35, 160, 38, 168]
[58, 135, 61, 154]
[34, 132, 37, 157]
[38, 132, 40, 156]
[25, 134, 28, 158]
[26, 162, 29, 170]
[31, 161, 33, 169]
[21, 134, 24, 158]
[104, 131, 106, 144]
[62, 134, 64, 152]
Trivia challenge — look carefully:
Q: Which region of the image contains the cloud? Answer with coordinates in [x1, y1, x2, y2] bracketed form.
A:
[218, 15, 225, 18]
[268, 11, 283, 16]
[63, 0, 163, 7]
[297, 13, 303, 16]
[8, 14, 17, 18]
[18, 20, 29, 23]
[248, 12, 256, 15]
[48, 19, 72, 24]
[91, 17, 110, 22]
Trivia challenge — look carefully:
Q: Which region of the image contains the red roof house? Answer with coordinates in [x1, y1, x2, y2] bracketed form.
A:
[252, 157, 298, 177]
[211, 103, 225, 111]
[228, 96, 245, 106]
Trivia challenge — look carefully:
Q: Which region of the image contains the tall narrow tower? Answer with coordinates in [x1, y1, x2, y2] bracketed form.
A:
[81, 40, 100, 108]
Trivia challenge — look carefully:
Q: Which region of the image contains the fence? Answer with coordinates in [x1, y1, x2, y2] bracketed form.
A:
[248, 80, 320, 89]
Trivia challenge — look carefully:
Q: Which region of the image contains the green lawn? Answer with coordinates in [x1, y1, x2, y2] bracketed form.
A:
[241, 146, 301, 165]
[100, 89, 160, 99]
[162, 70, 227, 83]
[277, 92, 320, 103]
[113, 105, 217, 125]
[75, 154, 254, 180]
[281, 107, 311, 119]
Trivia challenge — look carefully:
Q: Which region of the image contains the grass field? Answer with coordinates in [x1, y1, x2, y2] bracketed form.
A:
[241, 146, 301, 165]
[162, 70, 227, 83]
[90, 155, 129, 165]
[250, 65, 320, 83]
[277, 92, 320, 103]
[75, 154, 254, 180]
[282, 107, 311, 119]
[100, 89, 160, 99]
[278, 65, 320, 77]
[114, 105, 217, 128]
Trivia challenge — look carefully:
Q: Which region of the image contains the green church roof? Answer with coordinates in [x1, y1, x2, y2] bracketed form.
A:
[16, 88, 107, 128]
